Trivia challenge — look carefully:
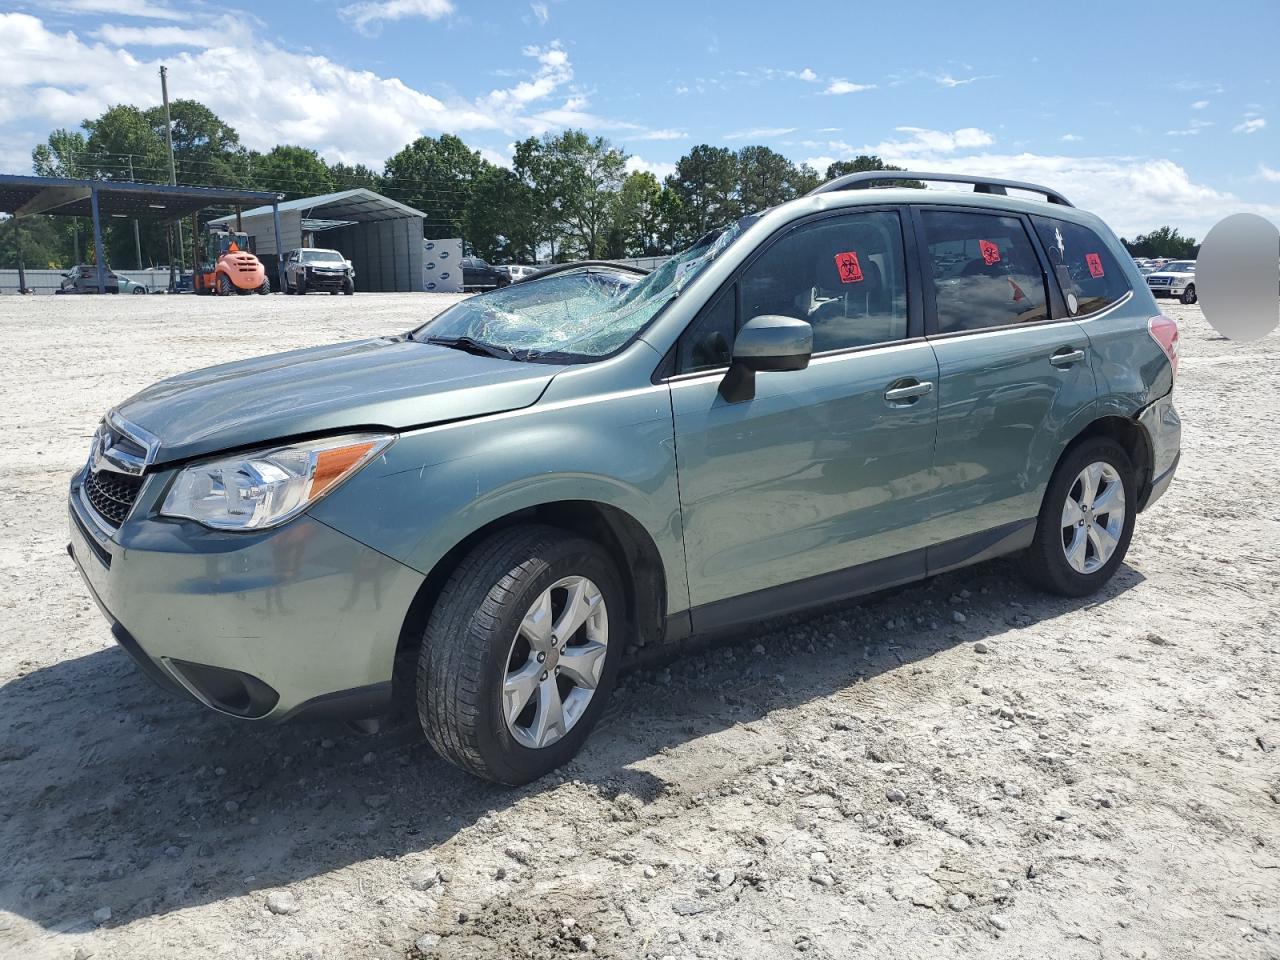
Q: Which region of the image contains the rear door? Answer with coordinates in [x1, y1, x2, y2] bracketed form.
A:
[912, 206, 1097, 566]
[670, 207, 941, 620]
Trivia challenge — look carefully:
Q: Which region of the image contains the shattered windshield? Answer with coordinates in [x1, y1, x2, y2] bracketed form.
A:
[410, 218, 753, 361]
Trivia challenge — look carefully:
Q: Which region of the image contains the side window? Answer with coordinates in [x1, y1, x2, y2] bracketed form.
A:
[920, 210, 1049, 333]
[677, 284, 736, 373]
[739, 211, 909, 353]
[1031, 216, 1132, 316]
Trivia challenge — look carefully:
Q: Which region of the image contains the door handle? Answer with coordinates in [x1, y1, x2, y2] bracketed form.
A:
[884, 379, 934, 403]
[1049, 348, 1086, 367]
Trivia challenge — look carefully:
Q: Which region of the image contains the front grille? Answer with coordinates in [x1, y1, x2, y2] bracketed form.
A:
[83, 468, 144, 528]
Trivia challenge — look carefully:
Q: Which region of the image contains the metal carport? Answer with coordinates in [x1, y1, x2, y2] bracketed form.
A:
[0, 175, 283, 293]
[209, 189, 426, 293]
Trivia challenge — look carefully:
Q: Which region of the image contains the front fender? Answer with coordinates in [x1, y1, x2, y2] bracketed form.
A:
[308, 384, 690, 613]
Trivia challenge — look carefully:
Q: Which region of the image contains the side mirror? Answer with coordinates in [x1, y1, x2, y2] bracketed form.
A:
[719, 314, 813, 403]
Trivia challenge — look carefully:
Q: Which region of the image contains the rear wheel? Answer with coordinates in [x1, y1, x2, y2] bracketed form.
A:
[257, 279, 270, 295]
[1180, 283, 1197, 305]
[417, 525, 624, 785]
[1023, 437, 1136, 597]
[217, 273, 233, 296]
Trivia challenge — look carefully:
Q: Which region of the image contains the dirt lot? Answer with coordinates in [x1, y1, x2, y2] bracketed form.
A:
[0, 292, 1276, 960]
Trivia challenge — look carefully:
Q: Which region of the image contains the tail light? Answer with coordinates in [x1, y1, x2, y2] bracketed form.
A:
[1147, 314, 1179, 378]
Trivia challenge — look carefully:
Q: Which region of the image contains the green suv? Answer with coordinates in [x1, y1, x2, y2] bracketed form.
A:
[68, 172, 1181, 785]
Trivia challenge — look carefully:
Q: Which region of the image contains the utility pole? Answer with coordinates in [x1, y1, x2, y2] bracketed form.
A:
[160, 65, 183, 289]
[127, 155, 143, 270]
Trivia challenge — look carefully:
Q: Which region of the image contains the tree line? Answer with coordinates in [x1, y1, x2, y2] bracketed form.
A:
[1, 98, 1201, 269]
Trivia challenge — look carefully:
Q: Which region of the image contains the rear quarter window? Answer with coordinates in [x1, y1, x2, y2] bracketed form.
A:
[1032, 216, 1132, 316]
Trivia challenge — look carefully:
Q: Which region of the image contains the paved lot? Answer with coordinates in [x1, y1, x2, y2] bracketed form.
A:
[0, 292, 1276, 960]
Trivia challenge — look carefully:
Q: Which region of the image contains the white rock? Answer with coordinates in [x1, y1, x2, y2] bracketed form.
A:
[947, 893, 970, 912]
[989, 913, 1010, 930]
[265, 891, 299, 916]
[415, 933, 442, 953]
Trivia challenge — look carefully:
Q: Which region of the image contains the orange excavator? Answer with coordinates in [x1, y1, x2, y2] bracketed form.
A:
[193, 224, 270, 295]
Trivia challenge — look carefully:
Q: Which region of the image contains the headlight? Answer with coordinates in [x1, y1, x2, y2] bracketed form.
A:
[160, 433, 394, 531]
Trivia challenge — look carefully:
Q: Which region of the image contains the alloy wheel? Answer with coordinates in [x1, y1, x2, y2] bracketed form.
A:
[502, 576, 609, 750]
[1061, 461, 1126, 574]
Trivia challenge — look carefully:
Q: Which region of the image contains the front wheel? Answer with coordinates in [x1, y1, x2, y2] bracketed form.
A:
[417, 526, 624, 785]
[1022, 437, 1136, 597]
[343, 279, 354, 295]
[257, 280, 270, 295]
[132, 286, 147, 295]
[1180, 284, 1197, 305]
[217, 273, 233, 296]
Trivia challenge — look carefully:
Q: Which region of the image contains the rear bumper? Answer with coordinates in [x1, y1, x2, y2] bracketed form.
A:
[67, 470, 422, 722]
[1137, 391, 1181, 510]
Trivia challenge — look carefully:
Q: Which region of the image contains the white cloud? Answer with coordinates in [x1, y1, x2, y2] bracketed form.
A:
[631, 128, 686, 141]
[94, 24, 218, 46]
[1234, 117, 1266, 134]
[529, 2, 549, 24]
[1166, 118, 1214, 136]
[339, 0, 453, 35]
[0, 13, 624, 170]
[934, 73, 994, 87]
[1061, 133, 1083, 142]
[625, 155, 675, 180]
[1257, 163, 1280, 183]
[807, 131, 1280, 237]
[823, 79, 874, 96]
[724, 126, 796, 141]
[790, 68, 818, 82]
[48, 0, 184, 21]
[1190, 100, 1209, 110]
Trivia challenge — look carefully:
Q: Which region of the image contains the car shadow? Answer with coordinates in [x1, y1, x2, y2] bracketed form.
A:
[0, 557, 1143, 934]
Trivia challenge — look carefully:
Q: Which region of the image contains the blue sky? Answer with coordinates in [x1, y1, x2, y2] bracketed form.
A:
[3, 0, 1277, 236]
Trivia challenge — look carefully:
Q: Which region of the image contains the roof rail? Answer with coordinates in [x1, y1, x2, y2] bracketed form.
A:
[807, 171, 1074, 207]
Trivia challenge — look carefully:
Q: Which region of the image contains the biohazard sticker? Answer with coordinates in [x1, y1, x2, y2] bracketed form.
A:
[834, 251, 864, 284]
[1085, 253, 1105, 278]
[979, 240, 1001, 265]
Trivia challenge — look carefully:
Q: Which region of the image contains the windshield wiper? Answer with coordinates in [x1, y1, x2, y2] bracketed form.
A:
[425, 335, 519, 361]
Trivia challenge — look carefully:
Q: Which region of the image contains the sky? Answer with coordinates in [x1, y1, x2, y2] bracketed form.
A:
[2, 0, 1278, 238]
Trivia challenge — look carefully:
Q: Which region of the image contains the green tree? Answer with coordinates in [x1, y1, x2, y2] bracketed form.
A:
[735, 145, 808, 214]
[823, 155, 923, 188]
[32, 129, 89, 178]
[464, 165, 538, 262]
[0, 215, 72, 272]
[142, 99, 246, 188]
[515, 130, 628, 259]
[248, 145, 336, 198]
[611, 171, 664, 256]
[666, 145, 739, 242]
[1121, 226, 1198, 259]
[384, 134, 486, 239]
[83, 104, 168, 181]
[330, 162, 383, 191]
[654, 187, 686, 253]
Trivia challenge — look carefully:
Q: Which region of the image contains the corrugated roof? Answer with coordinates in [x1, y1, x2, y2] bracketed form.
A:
[210, 188, 425, 224]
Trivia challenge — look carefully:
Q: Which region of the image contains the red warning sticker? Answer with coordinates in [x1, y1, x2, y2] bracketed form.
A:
[1085, 253, 1104, 278]
[979, 240, 1001, 265]
[834, 250, 864, 284]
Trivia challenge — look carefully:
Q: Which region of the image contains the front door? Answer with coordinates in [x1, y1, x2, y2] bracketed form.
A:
[911, 207, 1097, 560]
[669, 209, 940, 622]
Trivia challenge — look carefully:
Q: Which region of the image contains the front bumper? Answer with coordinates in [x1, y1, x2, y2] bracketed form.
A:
[67, 468, 422, 722]
[303, 271, 350, 290]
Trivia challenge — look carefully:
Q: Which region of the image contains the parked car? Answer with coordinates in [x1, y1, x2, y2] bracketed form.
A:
[68, 171, 1180, 786]
[56, 265, 119, 294]
[495, 264, 539, 283]
[282, 248, 355, 295]
[117, 276, 149, 295]
[1144, 260, 1197, 303]
[461, 256, 511, 291]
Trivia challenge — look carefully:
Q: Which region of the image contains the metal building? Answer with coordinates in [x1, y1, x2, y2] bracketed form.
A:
[210, 189, 427, 292]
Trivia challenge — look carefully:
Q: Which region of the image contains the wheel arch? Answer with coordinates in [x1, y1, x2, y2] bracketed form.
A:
[390, 499, 669, 706]
[1058, 414, 1155, 509]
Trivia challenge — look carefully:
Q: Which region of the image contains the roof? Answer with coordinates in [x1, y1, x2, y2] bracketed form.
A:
[210, 188, 425, 225]
[0, 174, 278, 220]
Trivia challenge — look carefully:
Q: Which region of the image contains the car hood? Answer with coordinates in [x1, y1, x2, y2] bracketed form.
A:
[1147, 271, 1193, 280]
[112, 336, 565, 465]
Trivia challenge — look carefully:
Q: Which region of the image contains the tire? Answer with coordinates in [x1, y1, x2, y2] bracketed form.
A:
[1023, 437, 1137, 597]
[1180, 284, 1196, 305]
[330, 289, 339, 295]
[257, 280, 270, 295]
[343, 279, 354, 295]
[417, 525, 625, 785]
[296, 277, 307, 296]
[217, 273, 233, 296]
[132, 286, 147, 294]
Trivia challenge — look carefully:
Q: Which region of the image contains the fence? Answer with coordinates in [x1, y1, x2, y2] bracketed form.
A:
[0, 269, 174, 295]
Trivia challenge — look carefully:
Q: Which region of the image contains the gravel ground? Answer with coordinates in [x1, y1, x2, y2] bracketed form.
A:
[0, 292, 1276, 960]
